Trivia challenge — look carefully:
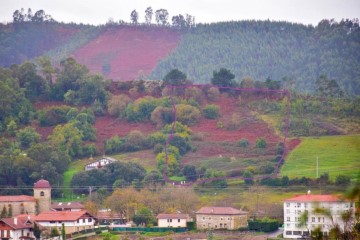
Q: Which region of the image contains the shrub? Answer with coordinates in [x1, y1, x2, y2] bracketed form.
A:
[169, 134, 192, 155]
[91, 99, 105, 116]
[161, 121, 191, 135]
[259, 164, 275, 174]
[124, 130, 149, 152]
[107, 94, 131, 118]
[238, 138, 249, 147]
[203, 104, 220, 119]
[335, 175, 351, 185]
[256, 138, 267, 148]
[148, 132, 167, 147]
[175, 104, 201, 126]
[37, 106, 72, 126]
[227, 113, 241, 130]
[248, 218, 279, 232]
[16, 127, 41, 148]
[185, 87, 203, 104]
[150, 106, 173, 128]
[104, 135, 124, 154]
[127, 96, 159, 122]
[206, 87, 220, 101]
[153, 143, 164, 154]
[156, 146, 180, 176]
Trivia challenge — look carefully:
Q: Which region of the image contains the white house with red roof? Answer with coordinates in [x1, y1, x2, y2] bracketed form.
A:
[156, 213, 190, 228]
[283, 193, 355, 239]
[0, 214, 35, 239]
[196, 206, 248, 230]
[0, 179, 51, 216]
[34, 210, 96, 235]
[84, 156, 116, 171]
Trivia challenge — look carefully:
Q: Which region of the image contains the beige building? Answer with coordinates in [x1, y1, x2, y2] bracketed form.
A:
[196, 206, 248, 230]
[0, 179, 51, 216]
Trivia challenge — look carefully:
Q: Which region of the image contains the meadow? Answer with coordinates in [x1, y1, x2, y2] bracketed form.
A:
[280, 135, 360, 180]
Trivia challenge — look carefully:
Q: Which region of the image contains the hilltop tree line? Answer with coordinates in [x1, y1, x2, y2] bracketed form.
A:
[128, 7, 195, 29]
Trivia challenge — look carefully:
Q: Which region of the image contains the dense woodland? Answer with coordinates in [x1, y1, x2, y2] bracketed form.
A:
[151, 19, 360, 96]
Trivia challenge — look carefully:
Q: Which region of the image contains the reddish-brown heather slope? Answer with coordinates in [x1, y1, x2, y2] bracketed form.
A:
[72, 26, 181, 81]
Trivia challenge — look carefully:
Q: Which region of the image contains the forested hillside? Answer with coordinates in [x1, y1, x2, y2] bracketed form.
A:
[150, 20, 360, 96]
[1, 18, 359, 95]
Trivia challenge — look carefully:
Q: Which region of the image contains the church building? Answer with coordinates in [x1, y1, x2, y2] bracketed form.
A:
[0, 179, 51, 216]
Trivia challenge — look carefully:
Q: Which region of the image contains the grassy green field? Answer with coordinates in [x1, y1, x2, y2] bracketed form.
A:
[281, 134, 360, 180]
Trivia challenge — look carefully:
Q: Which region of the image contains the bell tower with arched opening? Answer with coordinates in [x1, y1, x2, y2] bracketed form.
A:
[33, 179, 51, 214]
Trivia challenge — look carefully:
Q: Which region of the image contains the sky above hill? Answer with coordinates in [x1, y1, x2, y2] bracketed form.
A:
[1, 0, 359, 26]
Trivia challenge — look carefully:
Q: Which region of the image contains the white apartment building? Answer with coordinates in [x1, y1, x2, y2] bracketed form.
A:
[283, 193, 355, 239]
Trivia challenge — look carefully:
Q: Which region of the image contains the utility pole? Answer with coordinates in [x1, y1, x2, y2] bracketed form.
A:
[316, 156, 319, 178]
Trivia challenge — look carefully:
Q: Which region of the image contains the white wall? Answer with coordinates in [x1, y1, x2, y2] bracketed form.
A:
[158, 218, 187, 228]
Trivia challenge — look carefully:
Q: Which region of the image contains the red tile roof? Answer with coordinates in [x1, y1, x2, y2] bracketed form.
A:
[34, 210, 95, 222]
[1, 215, 34, 229]
[157, 213, 190, 219]
[34, 179, 51, 189]
[196, 206, 247, 215]
[285, 194, 345, 202]
[0, 195, 36, 202]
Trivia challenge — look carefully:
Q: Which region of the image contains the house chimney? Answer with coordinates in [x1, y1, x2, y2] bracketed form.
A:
[14, 217, 17, 225]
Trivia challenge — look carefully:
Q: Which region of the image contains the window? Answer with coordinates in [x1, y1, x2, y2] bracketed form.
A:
[88, 218, 92, 222]
[293, 231, 301, 235]
[83, 219, 85, 223]
[170, 219, 172, 223]
[286, 217, 290, 221]
[312, 217, 315, 222]
[178, 219, 180, 223]
[318, 217, 321, 222]
[203, 217, 205, 220]
[286, 202, 290, 207]
[50, 221, 55, 224]
[40, 191, 45, 197]
[297, 210, 301, 214]
[287, 224, 290, 227]
[296, 203, 301, 208]
[304, 203, 307, 208]
[209, 217, 211, 220]
[77, 219, 79, 223]
[286, 231, 292, 235]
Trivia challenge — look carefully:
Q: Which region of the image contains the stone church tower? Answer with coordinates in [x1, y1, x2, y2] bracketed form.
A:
[33, 179, 51, 214]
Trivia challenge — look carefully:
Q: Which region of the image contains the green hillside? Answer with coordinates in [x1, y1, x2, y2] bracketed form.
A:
[281, 135, 360, 180]
[150, 20, 360, 96]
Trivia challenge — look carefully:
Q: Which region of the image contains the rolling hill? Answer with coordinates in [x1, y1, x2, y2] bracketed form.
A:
[1, 19, 359, 95]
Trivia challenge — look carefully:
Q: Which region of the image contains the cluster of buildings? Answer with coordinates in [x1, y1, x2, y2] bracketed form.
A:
[0, 179, 356, 239]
